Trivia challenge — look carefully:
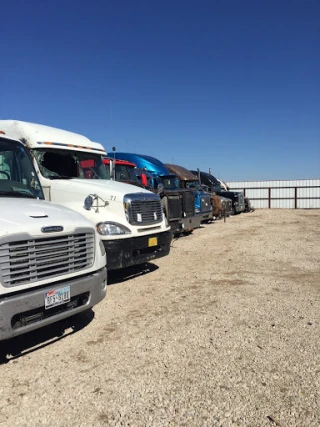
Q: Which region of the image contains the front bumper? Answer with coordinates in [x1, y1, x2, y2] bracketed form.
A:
[235, 203, 245, 213]
[0, 267, 107, 341]
[181, 215, 202, 231]
[197, 210, 213, 223]
[103, 230, 172, 270]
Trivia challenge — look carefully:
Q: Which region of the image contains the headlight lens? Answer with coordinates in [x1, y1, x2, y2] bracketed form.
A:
[97, 222, 131, 235]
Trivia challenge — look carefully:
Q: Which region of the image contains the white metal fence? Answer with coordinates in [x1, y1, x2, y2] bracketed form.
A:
[226, 179, 320, 209]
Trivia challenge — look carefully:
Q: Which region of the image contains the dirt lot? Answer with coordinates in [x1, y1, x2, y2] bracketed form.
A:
[0, 209, 319, 427]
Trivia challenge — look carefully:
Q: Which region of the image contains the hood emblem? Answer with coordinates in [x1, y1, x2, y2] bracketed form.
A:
[41, 226, 64, 233]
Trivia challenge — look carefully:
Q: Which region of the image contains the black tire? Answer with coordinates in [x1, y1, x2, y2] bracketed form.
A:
[0, 348, 8, 364]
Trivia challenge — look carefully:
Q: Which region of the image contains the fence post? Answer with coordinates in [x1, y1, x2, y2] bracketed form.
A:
[268, 188, 271, 209]
[295, 187, 297, 209]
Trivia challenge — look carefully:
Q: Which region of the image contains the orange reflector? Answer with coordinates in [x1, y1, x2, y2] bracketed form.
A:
[148, 237, 158, 247]
[44, 141, 52, 145]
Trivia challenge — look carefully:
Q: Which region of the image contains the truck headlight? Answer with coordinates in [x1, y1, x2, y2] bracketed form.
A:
[97, 222, 131, 235]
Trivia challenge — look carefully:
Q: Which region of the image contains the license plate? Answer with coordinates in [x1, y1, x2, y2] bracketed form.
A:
[45, 286, 70, 310]
[148, 237, 158, 247]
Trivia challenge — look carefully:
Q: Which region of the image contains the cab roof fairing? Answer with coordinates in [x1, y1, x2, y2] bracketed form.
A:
[113, 152, 170, 176]
[165, 163, 198, 182]
[0, 120, 106, 156]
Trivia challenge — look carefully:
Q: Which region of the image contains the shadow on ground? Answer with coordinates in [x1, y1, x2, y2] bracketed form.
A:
[108, 262, 159, 285]
[0, 309, 94, 365]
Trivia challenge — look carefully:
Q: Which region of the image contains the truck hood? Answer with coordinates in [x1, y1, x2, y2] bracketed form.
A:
[50, 178, 152, 202]
[0, 198, 92, 238]
[218, 190, 239, 199]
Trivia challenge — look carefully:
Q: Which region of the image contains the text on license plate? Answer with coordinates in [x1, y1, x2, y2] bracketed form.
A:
[148, 237, 158, 247]
[45, 286, 71, 309]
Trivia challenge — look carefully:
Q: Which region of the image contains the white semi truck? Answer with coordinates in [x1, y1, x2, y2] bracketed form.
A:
[0, 121, 172, 270]
[0, 130, 107, 342]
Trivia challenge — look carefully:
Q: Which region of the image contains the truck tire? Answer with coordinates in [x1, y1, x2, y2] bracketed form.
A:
[0, 348, 8, 364]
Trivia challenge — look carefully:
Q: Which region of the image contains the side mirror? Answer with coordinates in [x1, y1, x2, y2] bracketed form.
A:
[157, 183, 164, 195]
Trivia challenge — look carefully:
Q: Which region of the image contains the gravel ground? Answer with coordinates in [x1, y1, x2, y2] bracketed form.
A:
[0, 209, 319, 427]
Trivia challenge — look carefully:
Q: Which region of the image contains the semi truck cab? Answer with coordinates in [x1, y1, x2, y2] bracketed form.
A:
[102, 157, 144, 188]
[165, 164, 213, 224]
[0, 121, 172, 271]
[0, 131, 107, 342]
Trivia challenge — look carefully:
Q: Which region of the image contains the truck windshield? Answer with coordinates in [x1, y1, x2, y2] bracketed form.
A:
[212, 183, 222, 192]
[115, 164, 137, 182]
[0, 138, 44, 199]
[33, 148, 109, 180]
[186, 181, 200, 190]
[159, 175, 180, 190]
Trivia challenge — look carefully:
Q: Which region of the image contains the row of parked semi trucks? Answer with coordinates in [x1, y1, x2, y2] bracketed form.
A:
[103, 154, 253, 235]
[0, 120, 253, 345]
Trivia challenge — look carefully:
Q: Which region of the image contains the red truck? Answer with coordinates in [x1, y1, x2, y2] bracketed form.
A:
[102, 158, 146, 188]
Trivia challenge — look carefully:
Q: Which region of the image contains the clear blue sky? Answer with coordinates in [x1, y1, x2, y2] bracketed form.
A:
[1, 0, 319, 181]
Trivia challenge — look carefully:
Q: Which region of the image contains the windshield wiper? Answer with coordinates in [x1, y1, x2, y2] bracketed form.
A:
[48, 175, 73, 180]
[0, 190, 36, 199]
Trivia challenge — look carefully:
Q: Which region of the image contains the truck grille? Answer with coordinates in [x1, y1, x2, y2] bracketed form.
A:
[0, 233, 94, 287]
[127, 196, 163, 225]
[182, 191, 195, 217]
[200, 194, 212, 213]
[167, 195, 182, 221]
[222, 199, 232, 211]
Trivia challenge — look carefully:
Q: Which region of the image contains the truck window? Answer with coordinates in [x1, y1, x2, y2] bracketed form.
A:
[0, 138, 44, 199]
[115, 164, 137, 182]
[159, 176, 180, 190]
[186, 181, 200, 190]
[33, 148, 109, 180]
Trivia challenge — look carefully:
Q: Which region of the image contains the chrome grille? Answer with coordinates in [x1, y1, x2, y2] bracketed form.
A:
[182, 191, 195, 216]
[200, 194, 212, 213]
[127, 196, 163, 225]
[0, 233, 95, 287]
[167, 195, 182, 221]
[222, 199, 232, 210]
